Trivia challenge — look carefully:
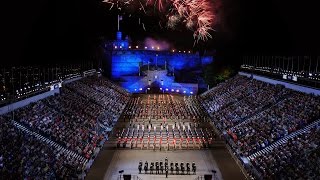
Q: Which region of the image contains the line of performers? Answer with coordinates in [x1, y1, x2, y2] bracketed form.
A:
[116, 125, 215, 150]
[122, 95, 206, 121]
[138, 157, 196, 176]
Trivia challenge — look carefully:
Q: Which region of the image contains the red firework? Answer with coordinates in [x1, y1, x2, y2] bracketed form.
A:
[102, 0, 217, 43]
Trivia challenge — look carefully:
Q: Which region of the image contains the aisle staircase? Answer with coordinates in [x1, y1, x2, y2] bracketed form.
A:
[248, 119, 320, 160]
[13, 120, 88, 165]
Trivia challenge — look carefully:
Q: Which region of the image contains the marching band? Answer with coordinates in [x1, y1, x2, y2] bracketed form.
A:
[115, 94, 215, 150]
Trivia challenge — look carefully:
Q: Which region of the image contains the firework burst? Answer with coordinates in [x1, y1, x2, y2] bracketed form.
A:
[102, 0, 217, 43]
[167, 15, 181, 29]
[102, 0, 134, 10]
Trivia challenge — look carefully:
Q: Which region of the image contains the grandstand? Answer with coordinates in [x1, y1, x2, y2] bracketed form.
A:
[4, 0, 320, 179]
[1, 71, 319, 180]
[199, 74, 320, 179]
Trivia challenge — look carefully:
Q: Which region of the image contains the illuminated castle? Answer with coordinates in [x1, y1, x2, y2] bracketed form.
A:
[103, 30, 213, 94]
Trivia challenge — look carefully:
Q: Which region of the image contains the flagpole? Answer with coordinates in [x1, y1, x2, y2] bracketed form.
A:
[117, 15, 119, 31]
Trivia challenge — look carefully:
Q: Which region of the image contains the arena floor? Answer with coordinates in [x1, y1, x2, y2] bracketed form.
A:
[103, 149, 222, 180]
[86, 94, 246, 180]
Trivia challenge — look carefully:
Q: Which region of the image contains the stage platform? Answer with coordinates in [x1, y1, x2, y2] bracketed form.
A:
[103, 149, 222, 180]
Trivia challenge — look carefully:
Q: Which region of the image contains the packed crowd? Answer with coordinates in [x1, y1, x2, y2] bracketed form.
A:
[229, 91, 320, 155]
[250, 126, 320, 179]
[200, 74, 320, 179]
[0, 116, 86, 179]
[13, 76, 130, 159]
[14, 92, 96, 159]
[66, 77, 130, 108]
[201, 75, 255, 113]
[0, 76, 131, 179]
[66, 77, 130, 127]
[211, 82, 290, 130]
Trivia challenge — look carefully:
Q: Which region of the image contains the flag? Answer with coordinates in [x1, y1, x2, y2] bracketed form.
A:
[117, 15, 123, 31]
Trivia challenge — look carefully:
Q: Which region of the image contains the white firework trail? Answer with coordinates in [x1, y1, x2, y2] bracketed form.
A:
[102, 0, 217, 43]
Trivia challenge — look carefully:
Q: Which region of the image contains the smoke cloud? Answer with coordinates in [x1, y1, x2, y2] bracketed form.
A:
[143, 37, 172, 51]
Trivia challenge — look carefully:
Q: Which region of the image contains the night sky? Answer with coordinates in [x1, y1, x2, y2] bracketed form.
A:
[3, 0, 320, 66]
